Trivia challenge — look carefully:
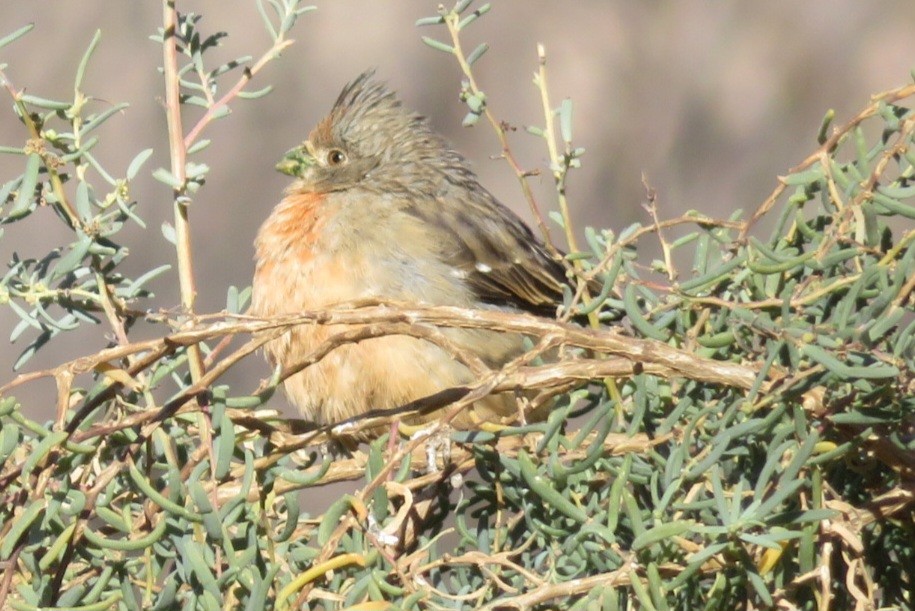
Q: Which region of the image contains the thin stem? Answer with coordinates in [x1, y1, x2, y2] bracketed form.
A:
[740, 81, 915, 240]
[0, 67, 83, 231]
[533, 45, 600, 328]
[443, 13, 560, 258]
[162, 0, 205, 382]
[160, 1, 223, 533]
[183, 38, 294, 148]
[536, 44, 580, 256]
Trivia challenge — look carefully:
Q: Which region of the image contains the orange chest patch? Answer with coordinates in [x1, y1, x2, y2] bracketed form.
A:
[255, 191, 326, 257]
[252, 192, 330, 313]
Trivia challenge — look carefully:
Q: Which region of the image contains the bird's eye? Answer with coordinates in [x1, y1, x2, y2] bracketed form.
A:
[326, 149, 347, 166]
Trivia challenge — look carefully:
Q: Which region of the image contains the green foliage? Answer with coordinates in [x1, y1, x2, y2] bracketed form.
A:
[0, 27, 160, 370]
[1, 1, 913, 610]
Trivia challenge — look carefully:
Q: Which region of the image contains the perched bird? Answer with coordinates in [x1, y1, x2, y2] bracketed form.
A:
[251, 71, 574, 436]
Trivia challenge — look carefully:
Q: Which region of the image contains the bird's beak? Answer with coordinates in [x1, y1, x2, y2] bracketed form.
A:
[276, 141, 316, 177]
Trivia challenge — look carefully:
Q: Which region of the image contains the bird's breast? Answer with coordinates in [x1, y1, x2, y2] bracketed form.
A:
[249, 189, 527, 427]
[251, 191, 333, 317]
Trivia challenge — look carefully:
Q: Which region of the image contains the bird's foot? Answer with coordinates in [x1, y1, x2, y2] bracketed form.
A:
[399, 422, 453, 474]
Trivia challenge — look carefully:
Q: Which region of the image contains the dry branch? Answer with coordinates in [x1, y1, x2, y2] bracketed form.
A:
[3, 300, 767, 400]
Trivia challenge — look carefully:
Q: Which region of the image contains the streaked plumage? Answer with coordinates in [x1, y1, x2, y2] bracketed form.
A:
[252, 71, 571, 435]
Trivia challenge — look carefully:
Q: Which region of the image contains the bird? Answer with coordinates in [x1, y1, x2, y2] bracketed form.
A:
[251, 70, 576, 438]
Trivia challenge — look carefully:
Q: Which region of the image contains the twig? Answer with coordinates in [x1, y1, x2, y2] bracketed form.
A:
[480, 564, 637, 610]
[0, 544, 23, 611]
[0, 68, 84, 232]
[161, 0, 205, 384]
[130, 304, 766, 383]
[4, 302, 767, 407]
[641, 172, 676, 281]
[535, 43, 579, 257]
[532, 43, 603, 330]
[441, 11, 558, 257]
[740, 81, 915, 240]
[182, 42, 293, 148]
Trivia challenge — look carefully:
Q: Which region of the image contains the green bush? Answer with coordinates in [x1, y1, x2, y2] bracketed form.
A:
[0, 2, 913, 609]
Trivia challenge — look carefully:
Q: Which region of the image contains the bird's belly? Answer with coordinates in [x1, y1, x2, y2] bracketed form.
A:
[252, 247, 523, 431]
[279, 328, 515, 429]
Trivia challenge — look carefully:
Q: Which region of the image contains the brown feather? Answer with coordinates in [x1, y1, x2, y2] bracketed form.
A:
[251, 72, 578, 435]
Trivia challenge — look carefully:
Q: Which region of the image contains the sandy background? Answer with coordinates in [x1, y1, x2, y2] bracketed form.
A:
[2, 2, 915, 418]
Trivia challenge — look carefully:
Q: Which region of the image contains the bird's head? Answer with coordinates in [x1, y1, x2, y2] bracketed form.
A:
[277, 70, 467, 197]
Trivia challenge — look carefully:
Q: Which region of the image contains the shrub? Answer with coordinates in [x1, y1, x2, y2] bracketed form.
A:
[0, 2, 912, 609]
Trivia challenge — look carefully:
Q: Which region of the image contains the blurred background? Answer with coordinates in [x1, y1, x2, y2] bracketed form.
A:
[2, 1, 915, 419]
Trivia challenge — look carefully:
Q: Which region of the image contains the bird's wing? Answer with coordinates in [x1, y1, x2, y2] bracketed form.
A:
[406, 187, 570, 316]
